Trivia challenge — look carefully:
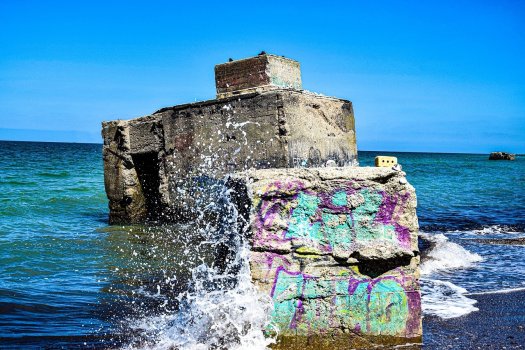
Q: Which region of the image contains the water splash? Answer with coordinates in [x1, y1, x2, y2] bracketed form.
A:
[102, 180, 275, 349]
[124, 244, 274, 350]
[104, 105, 276, 349]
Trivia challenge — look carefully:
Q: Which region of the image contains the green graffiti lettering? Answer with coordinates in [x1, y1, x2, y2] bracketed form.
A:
[353, 189, 395, 241]
[368, 279, 409, 335]
[286, 193, 321, 241]
[322, 213, 353, 248]
[269, 271, 410, 336]
[268, 271, 304, 332]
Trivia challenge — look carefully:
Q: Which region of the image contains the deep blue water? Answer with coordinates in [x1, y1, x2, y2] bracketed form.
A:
[0, 141, 524, 348]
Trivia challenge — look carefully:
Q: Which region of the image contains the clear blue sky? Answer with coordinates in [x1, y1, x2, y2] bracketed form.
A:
[1, 0, 524, 153]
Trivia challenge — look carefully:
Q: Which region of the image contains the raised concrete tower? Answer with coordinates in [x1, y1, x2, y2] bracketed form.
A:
[215, 54, 302, 98]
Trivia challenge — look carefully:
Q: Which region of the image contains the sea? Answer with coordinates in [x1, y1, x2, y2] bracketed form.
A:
[1, 140, 524, 349]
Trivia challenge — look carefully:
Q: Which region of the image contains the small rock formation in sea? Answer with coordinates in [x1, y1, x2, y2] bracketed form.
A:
[489, 152, 516, 160]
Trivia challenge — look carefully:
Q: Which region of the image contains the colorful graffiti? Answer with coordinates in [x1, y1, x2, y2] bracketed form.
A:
[250, 179, 420, 338]
[253, 251, 421, 338]
[253, 180, 412, 253]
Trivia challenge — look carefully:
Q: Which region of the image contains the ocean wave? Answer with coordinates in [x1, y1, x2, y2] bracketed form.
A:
[421, 278, 478, 319]
[37, 171, 70, 178]
[420, 233, 483, 275]
[419, 233, 485, 319]
[0, 180, 38, 186]
[124, 250, 274, 350]
[420, 223, 525, 235]
[466, 225, 525, 235]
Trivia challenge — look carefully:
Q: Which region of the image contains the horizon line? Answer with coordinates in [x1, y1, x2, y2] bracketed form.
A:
[1, 139, 518, 156]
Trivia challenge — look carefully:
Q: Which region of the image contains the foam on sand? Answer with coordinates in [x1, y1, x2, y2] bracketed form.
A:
[420, 233, 483, 319]
[421, 278, 478, 319]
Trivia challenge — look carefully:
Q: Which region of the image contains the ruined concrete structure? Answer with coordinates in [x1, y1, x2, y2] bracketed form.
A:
[102, 53, 357, 224]
[102, 53, 421, 347]
[228, 167, 421, 347]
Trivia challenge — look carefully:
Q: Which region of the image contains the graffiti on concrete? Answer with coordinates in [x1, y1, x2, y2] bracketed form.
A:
[253, 251, 420, 337]
[253, 180, 412, 253]
[251, 179, 419, 337]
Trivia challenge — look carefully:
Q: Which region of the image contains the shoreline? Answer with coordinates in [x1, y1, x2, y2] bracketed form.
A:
[424, 289, 525, 349]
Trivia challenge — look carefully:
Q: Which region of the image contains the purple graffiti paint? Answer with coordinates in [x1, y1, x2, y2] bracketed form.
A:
[375, 191, 412, 248]
[270, 266, 305, 298]
[405, 290, 422, 337]
[289, 299, 304, 330]
[255, 181, 414, 253]
[252, 180, 420, 337]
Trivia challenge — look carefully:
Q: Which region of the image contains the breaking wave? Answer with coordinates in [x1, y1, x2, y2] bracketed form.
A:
[420, 278, 478, 319]
[113, 170, 275, 349]
[464, 224, 525, 235]
[467, 286, 525, 296]
[420, 233, 483, 275]
[420, 233, 482, 319]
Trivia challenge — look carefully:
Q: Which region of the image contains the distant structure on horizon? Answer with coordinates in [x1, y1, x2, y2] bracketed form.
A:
[489, 152, 515, 161]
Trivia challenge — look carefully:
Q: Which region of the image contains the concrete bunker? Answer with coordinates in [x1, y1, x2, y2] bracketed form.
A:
[101, 53, 421, 347]
[102, 53, 358, 224]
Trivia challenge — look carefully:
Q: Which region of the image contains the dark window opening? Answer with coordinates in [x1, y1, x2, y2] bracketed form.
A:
[132, 152, 162, 221]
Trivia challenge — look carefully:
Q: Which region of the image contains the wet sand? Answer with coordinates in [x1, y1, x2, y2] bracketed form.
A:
[424, 290, 525, 349]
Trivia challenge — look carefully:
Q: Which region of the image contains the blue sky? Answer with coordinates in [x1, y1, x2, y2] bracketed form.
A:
[1, 0, 524, 153]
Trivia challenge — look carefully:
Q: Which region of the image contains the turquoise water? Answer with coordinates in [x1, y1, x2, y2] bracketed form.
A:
[0, 141, 109, 347]
[1, 141, 524, 348]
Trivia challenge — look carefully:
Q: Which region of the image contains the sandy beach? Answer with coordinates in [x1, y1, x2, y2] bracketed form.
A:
[424, 290, 525, 349]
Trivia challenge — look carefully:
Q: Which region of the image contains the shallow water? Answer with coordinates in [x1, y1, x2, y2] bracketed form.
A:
[1, 141, 524, 348]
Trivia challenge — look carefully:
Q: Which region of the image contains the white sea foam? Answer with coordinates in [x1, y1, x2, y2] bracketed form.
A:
[419, 233, 484, 319]
[436, 225, 525, 237]
[467, 225, 524, 235]
[124, 180, 275, 350]
[421, 278, 478, 319]
[420, 233, 483, 275]
[467, 286, 525, 295]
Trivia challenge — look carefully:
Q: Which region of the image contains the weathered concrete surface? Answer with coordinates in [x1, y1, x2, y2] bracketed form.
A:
[215, 54, 302, 99]
[102, 54, 358, 223]
[102, 91, 356, 224]
[102, 120, 148, 223]
[489, 152, 515, 160]
[227, 167, 421, 345]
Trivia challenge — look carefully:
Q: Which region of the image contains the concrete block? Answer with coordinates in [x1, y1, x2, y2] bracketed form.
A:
[102, 90, 357, 223]
[215, 54, 302, 98]
[375, 156, 398, 167]
[227, 167, 421, 343]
